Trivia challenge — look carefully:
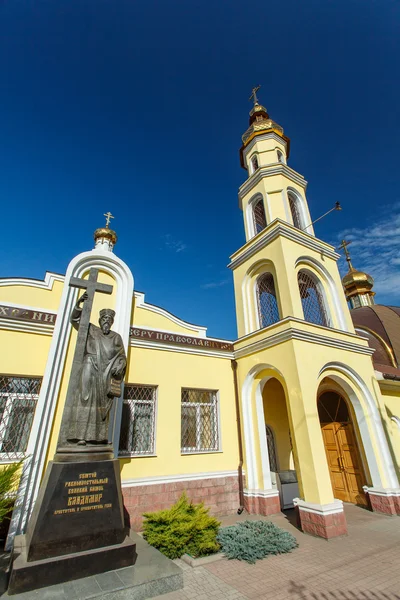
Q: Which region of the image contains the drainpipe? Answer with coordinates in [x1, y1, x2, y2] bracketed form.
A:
[231, 360, 245, 514]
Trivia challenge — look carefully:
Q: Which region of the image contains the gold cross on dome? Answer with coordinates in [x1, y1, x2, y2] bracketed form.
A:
[249, 85, 261, 105]
[104, 212, 114, 228]
[338, 239, 353, 268]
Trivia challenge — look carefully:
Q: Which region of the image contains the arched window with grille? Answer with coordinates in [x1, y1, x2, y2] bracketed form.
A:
[288, 191, 304, 230]
[256, 273, 280, 328]
[277, 150, 284, 164]
[297, 270, 330, 327]
[251, 198, 267, 235]
[265, 424, 278, 472]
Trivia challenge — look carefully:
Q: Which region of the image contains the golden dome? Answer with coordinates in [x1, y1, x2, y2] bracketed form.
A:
[94, 227, 117, 245]
[342, 269, 374, 290]
[249, 102, 268, 117]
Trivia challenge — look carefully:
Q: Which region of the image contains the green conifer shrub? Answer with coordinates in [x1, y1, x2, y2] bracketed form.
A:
[142, 492, 221, 559]
[0, 461, 23, 524]
[217, 520, 298, 564]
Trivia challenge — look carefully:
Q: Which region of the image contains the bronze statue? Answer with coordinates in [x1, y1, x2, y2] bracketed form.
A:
[66, 292, 126, 445]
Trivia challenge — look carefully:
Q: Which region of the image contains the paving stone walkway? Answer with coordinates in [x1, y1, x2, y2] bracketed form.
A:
[154, 505, 400, 600]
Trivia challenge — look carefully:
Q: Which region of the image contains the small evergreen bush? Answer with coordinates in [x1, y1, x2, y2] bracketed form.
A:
[0, 461, 23, 524]
[142, 492, 221, 559]
[217, 520, 298, 564]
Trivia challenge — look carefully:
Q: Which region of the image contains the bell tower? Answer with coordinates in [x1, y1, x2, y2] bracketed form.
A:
[231, 88, 353, 337]
[230, 89, 398, 540]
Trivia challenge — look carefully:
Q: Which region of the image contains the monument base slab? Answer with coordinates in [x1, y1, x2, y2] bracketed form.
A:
[8, 534, 137, 595]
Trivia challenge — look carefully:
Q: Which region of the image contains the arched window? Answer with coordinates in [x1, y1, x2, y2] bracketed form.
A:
[297, 270, 330, 327]
[252, 198, 267, 235]
[277, 150, 284, 163]
[288, 191, 303, 230]
[250, 154, 259, 173]
[257, 273, 280, 328]
[265, 424, 278, 472]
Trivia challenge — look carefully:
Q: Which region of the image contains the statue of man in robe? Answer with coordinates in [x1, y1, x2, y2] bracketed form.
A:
[67, 292, 127, 446]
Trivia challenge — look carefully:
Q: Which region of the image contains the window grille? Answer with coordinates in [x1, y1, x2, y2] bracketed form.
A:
[277, 150, 284, 163]
[181, 389, 219, 453]
[119, 385, 156, 456]
[297, 270, 329, 327]
[257, 273, 280, 328]
[0, 375, 41, 461]
[288, 193, 302, 229]
[265, 424, 278, 472]
[252, 199, 267, 235]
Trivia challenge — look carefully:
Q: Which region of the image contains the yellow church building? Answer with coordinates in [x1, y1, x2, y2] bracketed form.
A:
[1, 93, 399, 547]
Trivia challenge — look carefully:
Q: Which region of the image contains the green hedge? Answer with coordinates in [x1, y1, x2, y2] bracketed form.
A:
[142, 492, 220, 559]
[217, 520, 298, 563]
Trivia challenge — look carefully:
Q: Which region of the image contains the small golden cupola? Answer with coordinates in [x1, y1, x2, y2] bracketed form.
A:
[94, 212, 118, 252]
[240, 85, 291, 169]
[339, 240, 375, 308]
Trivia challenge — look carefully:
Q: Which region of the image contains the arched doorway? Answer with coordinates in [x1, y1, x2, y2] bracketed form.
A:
[318, 391, 368, 506]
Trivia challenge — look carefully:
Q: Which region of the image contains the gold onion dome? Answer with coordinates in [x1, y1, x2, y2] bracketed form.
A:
[94, 227, 117, 245]
[94, 212, 117, 249]
[342, 268, 374, 293]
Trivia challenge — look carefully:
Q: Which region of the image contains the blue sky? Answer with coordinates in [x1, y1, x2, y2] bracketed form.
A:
[1, 0, 399, 340]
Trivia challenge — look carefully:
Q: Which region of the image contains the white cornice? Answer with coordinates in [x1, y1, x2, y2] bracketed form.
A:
[234, 324, 374, 359]
[134, 291, 207, 336]
[239, 165, 307, 207]
[293, 498, 344, 516]
[0, 272, 64, 289]
[121, 470, 238, 487]
[229, 220, 339, 270]
[130, 338, 233, 359]
[242, 132, 288, 162]
[0, 318, 54, 336]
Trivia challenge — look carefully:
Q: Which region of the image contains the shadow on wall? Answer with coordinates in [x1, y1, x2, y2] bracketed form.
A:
[288, 580, 400, 600]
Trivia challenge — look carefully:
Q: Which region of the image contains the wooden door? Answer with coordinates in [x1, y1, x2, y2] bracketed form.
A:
[320, 420, 367, 505]
[319, 392, 367, 506]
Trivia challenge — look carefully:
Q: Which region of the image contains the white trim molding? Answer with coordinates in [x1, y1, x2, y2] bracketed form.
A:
[239, 163, 307, 207]
[0, 272, 64, 289]
[234, 323, 374, 360]
[229, 219, 339, 271]
[130, 338, 233, 359]
[134, 291, 207, 336]
[293, 498, 344, 516]
[363, 486, 400, 498]
[0, 318, 54, 336]
[244, 489, 280, 498]
[121, 470, 239, 488]
[391, 416, 400, 431]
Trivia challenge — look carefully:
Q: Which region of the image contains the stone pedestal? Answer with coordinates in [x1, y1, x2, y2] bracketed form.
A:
[9, 458, 136, 595]
[364, 487, 400, 516]
[294, 498, 348, 539]
[243, 489, 281, 516]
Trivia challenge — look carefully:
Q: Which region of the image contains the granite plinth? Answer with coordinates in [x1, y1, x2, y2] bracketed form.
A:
[8, 535, 136, 595]
[6, 534, 183, 599]
[8, 457, 137, 594]
[26, 458, 127, 560]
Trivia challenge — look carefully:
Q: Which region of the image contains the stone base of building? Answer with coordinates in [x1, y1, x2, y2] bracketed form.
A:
[243, 489, 281, 515]
[294, 498, 348, 539]
[122, 472, 240, 530]
[364, 487, 400, 516]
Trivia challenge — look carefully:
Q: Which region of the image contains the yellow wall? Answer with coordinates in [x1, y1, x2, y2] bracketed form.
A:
[0, 329, 51, 376]
[132, 303, 204, 336]
[380, 385, 400, 477]
[1, 278, 64, 311]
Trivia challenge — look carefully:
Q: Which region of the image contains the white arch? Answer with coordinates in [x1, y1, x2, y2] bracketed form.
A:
[242, 363, 287, 491]
[8, 248, 134, 546]
[287, 187, 313, 235]
[296, 256, 349, 331]
[318, 362, 399, 490]
[391, 416, 400, 431]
